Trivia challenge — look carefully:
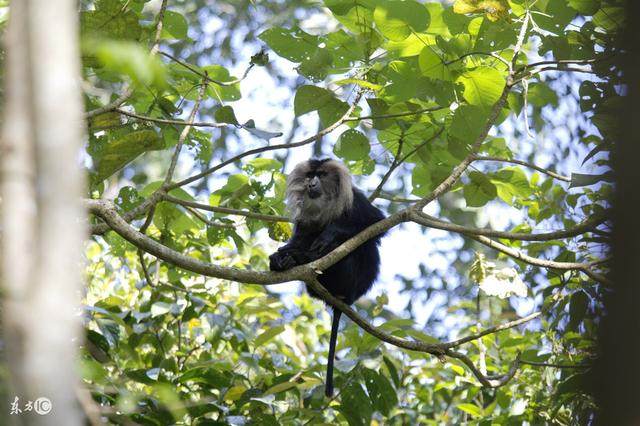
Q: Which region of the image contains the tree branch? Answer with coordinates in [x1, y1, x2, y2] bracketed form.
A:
[159, 51, 255, 87]
[443, 312, 541, 349]
[520, 360, 592, 369]
[344, 106, 446, 122]
[369, 128, 444, 201]
[446, 350, 521, 388]
[168, 89, 365, 189]
[445, 51, 511, 68]
[163, 194, 291, 223]
[164, 81, 207, 186]
[412, 211, 607, 242]
[473, 155, 572, 182]
[113, 108, 227, 128]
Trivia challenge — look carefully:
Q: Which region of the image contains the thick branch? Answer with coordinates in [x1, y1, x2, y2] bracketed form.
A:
[87, 199, 306, 284]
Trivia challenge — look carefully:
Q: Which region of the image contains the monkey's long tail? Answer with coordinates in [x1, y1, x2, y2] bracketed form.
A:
[325, 308, 342, 397]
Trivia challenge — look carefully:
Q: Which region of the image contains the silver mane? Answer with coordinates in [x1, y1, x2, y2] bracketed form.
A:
[286, 159, 354, 226]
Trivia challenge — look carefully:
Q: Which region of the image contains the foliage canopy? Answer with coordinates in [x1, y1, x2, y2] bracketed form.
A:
[76, 0, 619, 423]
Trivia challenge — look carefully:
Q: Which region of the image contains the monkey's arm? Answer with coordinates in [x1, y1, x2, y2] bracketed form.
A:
[309, 191, 385, 257]
[269, 226, 316, 271]
[308, 222, 356, 258]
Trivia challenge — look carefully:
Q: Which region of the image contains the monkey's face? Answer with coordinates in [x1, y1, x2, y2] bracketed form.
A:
[287, 159, 354, 225]
[305, 170, 328, 199]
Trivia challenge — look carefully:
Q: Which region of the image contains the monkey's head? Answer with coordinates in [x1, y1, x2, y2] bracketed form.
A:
[286, 159, 354, 225]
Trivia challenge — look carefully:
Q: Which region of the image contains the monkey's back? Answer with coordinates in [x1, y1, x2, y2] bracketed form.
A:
[308, 189, 385, 305]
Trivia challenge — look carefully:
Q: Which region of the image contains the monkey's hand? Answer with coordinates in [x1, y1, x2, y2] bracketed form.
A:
[269, 251, 299, 271]
[309, 236, 339, 258]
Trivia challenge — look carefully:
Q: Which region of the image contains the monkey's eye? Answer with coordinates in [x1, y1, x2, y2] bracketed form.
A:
[317, 171, 328, 177]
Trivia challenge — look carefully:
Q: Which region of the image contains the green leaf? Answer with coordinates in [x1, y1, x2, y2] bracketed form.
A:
[339, 382, 373, 426]
[214, 106, 239, 125]
[362, 368, 397, 416]
[569, 172, 614, 188]
[592, 7, 624, 31]
[151, 302, 172, 318]
[86, 40, 166, 87]
[319, 98, 349, 127]
[419, 47, 451, 81]
[450, 105, 490, 144]
[373, 1, 430, 41]
[90, 130, 164, 183]
[259, 27, 319, 62]
[490, 167, 533, 204]
[294, 85, 336, 116]
[244, 158, 282, 173]
[162, 11, 188, 39]
[528, 83, 558, 107]
[264, 380, 298, 395]
[457, 403, 484, 417]
[411, 164, 432, 197]
[568, 0, 601, 15]
[334, 129, 370, 161]
[453, 0, 510, 21]
[239, 121, 283, 141]
[203, 65, 241, 101]
[568, 291, 589, 330]
[457, 67, 506, 107]
[80, 4, 142, 41]
[298, 48, 333, 82]
[268, 221, 292, 242]
[254, 326, 285, 347]
[218, 174, 250, 193]
[464, 171, 497, 207]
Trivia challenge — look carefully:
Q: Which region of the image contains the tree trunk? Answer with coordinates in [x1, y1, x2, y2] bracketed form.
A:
[1, 1, 86, 425]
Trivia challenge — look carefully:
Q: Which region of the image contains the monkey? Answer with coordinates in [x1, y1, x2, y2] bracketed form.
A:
[269, 158, 385, 397]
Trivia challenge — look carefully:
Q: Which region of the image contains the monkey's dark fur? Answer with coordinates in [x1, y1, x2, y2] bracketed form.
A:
[269, 158, 385, 397]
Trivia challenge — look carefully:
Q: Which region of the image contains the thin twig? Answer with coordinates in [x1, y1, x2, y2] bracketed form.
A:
[114, 108, 227, 128]
[445, 51, 511, 68]
[473, 155, 571, 182]
[344, 105, 446, 122]
[519, 360, 592, 369]
[443, 312, 541, 348]
[164, 80, 208, 186]
[369, 127, 444, 201]
[169, 89, 365, 190]
[412, 211, 607, 242]
[163, 194, 291, 223]
[159, 51, 254, 86]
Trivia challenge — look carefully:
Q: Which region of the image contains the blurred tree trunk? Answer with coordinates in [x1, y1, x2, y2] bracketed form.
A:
[1, 1, 86, 425]
[594, 1, 640, 424]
